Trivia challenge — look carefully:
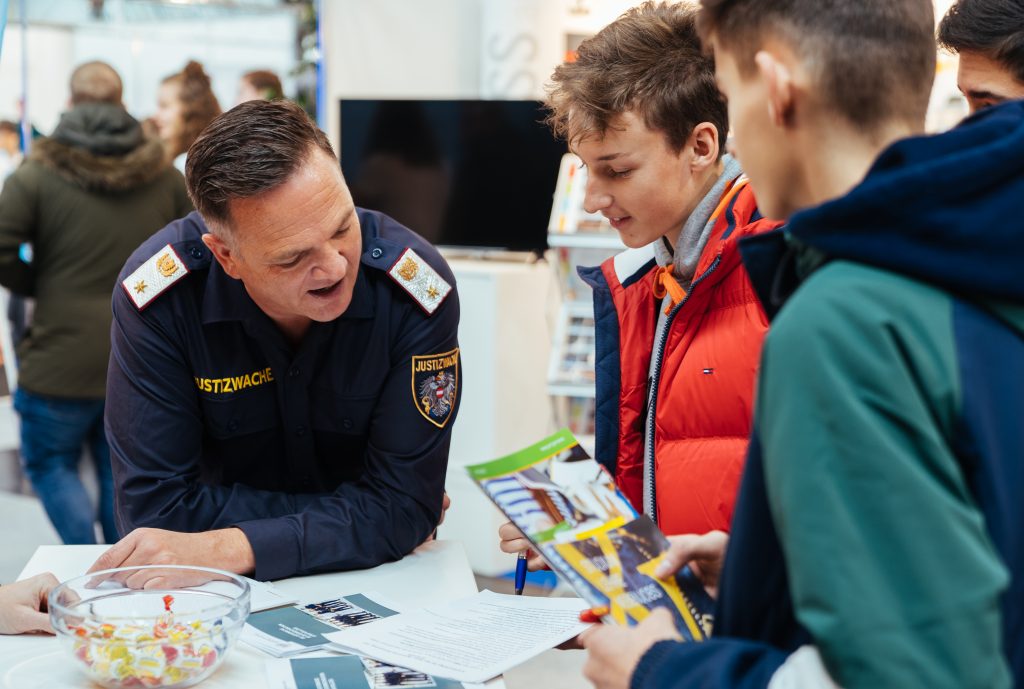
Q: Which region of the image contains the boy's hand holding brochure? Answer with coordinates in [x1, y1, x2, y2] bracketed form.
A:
[656, 531, 728, 599]
[579, 608, 683, 689]
[468, 429, 716, 638]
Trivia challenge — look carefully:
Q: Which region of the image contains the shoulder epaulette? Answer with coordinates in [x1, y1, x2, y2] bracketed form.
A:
[387, 248, 452, 315]
[121, 244, 190, 310]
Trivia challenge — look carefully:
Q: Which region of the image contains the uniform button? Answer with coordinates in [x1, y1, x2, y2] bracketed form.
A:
[295, 425, 306, 437]
[228, 420, 238, 432]
[371, 248, 383, 259]
[189, 246, 203, 259]
[342, 419, 353, 430]
[288, 367, 300, 378]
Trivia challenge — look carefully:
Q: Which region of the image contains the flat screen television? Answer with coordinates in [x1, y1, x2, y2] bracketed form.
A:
[339, 99, 566, 254]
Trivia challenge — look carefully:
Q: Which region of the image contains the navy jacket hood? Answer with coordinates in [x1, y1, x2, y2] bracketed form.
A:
[781, 100, 1024, 306]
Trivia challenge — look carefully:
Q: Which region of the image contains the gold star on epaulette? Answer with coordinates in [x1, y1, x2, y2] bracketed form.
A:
[386, 248, 452, 315]
[121, 243, 192, 311]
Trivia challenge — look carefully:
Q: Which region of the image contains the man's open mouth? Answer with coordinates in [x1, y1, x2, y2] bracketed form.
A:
[309, 280, 342, 298]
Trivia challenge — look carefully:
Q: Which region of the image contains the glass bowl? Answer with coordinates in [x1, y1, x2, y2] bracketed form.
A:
[49, 566, 250, 689]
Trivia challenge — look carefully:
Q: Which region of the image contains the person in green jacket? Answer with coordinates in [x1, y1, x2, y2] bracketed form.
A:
[579, 1, 1024, 688]
[0, 61, 192, 544]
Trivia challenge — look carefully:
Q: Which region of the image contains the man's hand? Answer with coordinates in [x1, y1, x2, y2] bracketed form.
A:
[654, 531, 728, 598]
[497, 521, 546, 570]
[438, 492, 451, 527]
[579, 607, 682, 689]
[0, 573, 59, 635]
[86, 528, 256, 589]
[422, 492, 453, 546]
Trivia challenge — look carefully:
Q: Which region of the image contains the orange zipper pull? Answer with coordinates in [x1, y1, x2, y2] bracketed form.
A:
[652, 265, 688, 315]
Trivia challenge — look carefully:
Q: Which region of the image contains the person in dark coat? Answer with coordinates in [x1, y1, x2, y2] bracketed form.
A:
[0, 61, 192, 544]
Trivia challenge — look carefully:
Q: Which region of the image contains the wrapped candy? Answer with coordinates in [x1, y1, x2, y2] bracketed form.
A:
[67, 597, 227, 688]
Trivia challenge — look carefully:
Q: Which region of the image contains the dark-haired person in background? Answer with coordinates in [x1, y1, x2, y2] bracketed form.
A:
[0, 120, 21, 183]
[89, 99, 460, 585]
[236, 69, 284, 104]
[580, 0, 1024, 687]
[939, 0, 1024, 113]
[0, 61, 191, 546]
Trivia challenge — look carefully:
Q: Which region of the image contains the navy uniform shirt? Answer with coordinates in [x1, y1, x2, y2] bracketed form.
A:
[106, 209, 461, 580]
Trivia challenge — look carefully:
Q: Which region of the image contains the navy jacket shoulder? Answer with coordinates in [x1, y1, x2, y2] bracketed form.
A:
[116, 209, 457, 312]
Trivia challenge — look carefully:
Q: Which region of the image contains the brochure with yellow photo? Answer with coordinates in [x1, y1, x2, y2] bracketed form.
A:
[466, 429, 714, 640]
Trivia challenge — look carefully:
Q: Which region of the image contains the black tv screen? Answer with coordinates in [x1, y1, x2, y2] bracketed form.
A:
[339, 99, 565, 254]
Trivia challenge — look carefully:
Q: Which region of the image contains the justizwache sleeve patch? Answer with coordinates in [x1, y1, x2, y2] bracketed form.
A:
[121, 244, 190, 310]
[412, 348, 459, 428]
[388, 248, 452, 315]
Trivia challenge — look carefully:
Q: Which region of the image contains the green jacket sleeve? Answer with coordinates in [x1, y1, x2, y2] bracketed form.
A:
[757, 262, 1011, 689]
[0, 167, 38, 295]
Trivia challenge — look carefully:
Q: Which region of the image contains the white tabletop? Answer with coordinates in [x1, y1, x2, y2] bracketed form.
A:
[0, 541, 504, 689]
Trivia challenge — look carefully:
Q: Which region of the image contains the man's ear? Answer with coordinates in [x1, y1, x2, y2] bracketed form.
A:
[755, 50, 795, 129]
[201, 231, 242, 280]
[688, 121, 721, 172]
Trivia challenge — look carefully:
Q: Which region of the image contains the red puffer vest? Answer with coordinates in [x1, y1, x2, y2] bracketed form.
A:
[579, 181, 779, 535]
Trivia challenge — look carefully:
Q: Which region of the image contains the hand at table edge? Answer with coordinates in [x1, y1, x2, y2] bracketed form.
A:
[0, 573, 59, 635]
[85, 527, 256, 589]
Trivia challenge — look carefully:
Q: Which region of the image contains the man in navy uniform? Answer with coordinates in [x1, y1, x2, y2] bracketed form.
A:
[89, 99, 460, 584]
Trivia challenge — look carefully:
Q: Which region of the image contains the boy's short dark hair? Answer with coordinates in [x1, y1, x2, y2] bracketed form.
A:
[185, 99, 336, 232]
[697, 0, 936, 132]
[939, 0, 1024, 83]
[546, 1, 727, 156]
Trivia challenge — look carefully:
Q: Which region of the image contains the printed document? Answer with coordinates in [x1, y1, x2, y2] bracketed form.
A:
[324, 590, 590, 683]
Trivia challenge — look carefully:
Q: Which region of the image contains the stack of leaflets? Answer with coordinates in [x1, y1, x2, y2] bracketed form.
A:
[243, 593, 401, 657]
[252, 594, 485, 687]
[466, 429, 715, 640]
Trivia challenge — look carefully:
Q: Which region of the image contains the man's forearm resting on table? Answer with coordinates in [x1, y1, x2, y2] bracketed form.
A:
[92, 527, 256, 576]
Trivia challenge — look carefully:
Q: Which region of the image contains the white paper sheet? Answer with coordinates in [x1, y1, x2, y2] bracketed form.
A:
[211, 578, 298, 613]
[323, 590, 591, 683]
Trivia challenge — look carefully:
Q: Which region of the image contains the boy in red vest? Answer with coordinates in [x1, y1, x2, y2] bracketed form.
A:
[499, 1, 779, 561]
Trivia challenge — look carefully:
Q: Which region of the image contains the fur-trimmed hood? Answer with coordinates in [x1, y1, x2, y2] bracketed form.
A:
[30, 103, 170, 193]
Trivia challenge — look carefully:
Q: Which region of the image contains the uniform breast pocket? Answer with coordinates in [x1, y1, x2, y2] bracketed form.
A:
[310, 387, 376, 436]
[201, 392, 280, 440]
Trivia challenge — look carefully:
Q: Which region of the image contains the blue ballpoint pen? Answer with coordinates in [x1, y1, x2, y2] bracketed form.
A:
[514, 551, 529, 595]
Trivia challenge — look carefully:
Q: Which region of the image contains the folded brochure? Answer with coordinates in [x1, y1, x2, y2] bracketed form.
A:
[466, 428, 714, 639]
[243, 592, 400, 657]
[264, 654, 486, 689]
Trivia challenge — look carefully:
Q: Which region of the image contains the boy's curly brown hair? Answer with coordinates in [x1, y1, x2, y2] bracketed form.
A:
[546, 1, 727, 156]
